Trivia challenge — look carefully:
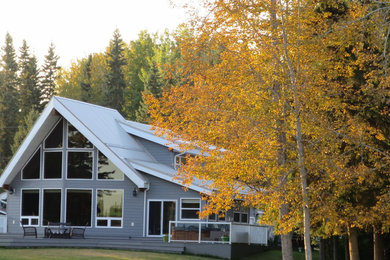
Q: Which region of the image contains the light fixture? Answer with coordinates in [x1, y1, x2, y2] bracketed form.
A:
[132, 188, 137, 197]
[8, 187, 15, 195]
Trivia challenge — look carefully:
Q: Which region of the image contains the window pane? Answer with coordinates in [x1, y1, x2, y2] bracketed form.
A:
[98, 152, 124, 180]
[182, 210, 198, 219]
[241, 213, 248, 223]
[97, 190, 123, 218]
[181, 199, 200, 208]
[68, 123, 92, 148]
[21, 219, 28, 225]
[67, 152, 93, 179]
[233, 213, 240, 222]
[22, 149, 40, 179]
[43, 190, 61, 225]
[44, 152, 62, 178]
[111, 220, 122, 227]
[97, 219, 108, 226]
[45, 120, 63, 148]
[22, 190, 39, 216]
[66, 190, 91, 226]
[31, 219, 38, 225]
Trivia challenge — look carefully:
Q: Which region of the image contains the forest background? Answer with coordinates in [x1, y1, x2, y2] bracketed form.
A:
[0, 1, 390, 260]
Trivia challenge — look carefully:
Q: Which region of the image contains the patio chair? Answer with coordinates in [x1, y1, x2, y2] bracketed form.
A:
[20, 222, 37, 238]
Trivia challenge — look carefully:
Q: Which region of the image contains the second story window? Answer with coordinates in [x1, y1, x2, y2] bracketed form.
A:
[174, 153, 187, 169]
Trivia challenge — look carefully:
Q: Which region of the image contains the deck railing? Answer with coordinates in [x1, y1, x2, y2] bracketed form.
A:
[168, 221, 271, 245]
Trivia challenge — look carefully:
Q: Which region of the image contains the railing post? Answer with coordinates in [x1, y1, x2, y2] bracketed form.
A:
[168, 221, 171, 243]
[198, 222, 201, 243]
[248, 225, 251, 245]
[229, 223, 232, 244]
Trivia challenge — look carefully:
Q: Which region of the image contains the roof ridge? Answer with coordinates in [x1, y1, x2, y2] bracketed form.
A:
[54, 96, 121, 114]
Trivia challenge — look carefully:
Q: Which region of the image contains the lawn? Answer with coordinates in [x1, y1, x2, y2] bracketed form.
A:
[0, 248, 319, 260]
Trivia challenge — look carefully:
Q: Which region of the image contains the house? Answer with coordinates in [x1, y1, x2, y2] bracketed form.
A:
[0, 97, 268, 244]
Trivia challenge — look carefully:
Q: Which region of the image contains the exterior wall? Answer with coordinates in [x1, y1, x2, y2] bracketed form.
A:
[133, 136, 175, 168]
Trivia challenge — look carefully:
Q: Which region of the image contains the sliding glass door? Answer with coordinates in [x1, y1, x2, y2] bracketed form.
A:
[148, 200, 176, 236]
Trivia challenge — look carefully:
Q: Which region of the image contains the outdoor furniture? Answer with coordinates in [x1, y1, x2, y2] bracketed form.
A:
[70, 227, 86, 239]
[20, 222, 37, 238]
[45, 222, 71, 239]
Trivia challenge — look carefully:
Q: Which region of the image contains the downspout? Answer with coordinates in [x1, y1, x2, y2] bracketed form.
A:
[142, 186, 150, 237]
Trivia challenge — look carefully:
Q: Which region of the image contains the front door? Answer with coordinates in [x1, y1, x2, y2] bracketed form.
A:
[148, 201, 176, 236]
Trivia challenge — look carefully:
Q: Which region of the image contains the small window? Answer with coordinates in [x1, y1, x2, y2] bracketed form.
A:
[174, 154, 187, 169]
[181, 198, 200, 219]
[44, 120, 63, 148]
[233, 212, 248, 223]
[96, 190, 123, 228]
[21, 190, 39, 226]
[22, 148, 40, 179]
[44, 152, 62, 179]
[67, 152, 93, 179]
[68, 123, 92, 148]
[98, 152, 124, 180]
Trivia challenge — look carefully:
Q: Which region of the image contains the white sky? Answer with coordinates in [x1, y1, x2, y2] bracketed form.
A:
[0, 0, 188, 68]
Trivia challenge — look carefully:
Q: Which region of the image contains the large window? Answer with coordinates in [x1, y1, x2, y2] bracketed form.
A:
[22, 148, 40, 180]
[180, 198, 200, 220]
[21, 190, 39, 226]
[44, 152, 62, 179]
[67, 152, 93, 179]
[233, 212, 248, 223]
[66, 189, 92, 226]
[68, 123, 92, 148]
[98, 152, 124, 180]
[43, 190, 61, 225]
[96, 190, 123, 228]
[44, 120, 63, 148]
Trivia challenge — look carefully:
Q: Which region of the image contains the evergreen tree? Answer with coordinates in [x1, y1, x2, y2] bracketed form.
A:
[41, 42, 60, 107]
[103, 29, 126, 113]
[18, 40, 41, 119]
[0, 33, 19, 168]
[11, 109, 40, 153]
[80, 54, 93, 102]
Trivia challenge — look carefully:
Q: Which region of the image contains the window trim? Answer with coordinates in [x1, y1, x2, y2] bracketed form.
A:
[21, 146, 41, 181]
[180, 198, 201, 220]
[95, 189, 124, 228]
[20, 188, 40, 227]
[64, 188, 93, 228]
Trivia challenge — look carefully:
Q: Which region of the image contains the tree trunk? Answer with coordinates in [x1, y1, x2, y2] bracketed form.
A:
[347, 227, 360, 260]
[344, 236, 350, 260]
[280, 204, 294, 260]
[373, 225, 384, 260]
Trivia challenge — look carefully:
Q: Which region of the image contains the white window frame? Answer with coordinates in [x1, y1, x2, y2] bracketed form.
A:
[174, 153, 187, 170]
[66, 150, 94, 180]
[146, 199, 177, 237]
[43, 150, 63, 180]
[20, 188, 40, 227]
[64, 188, 93, 227]
[21, 146, 41, 181]
[95, 189, 124, 228]
[180, 198, 201, 220]
[233, 211, 249, 224]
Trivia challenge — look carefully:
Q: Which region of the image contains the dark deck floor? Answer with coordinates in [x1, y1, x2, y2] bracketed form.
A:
[0, 234, 185, 254]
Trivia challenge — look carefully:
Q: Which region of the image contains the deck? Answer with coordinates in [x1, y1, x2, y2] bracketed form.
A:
[0, 234, 185, 254]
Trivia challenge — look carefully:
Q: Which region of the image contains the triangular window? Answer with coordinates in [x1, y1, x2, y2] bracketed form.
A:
[44, 119, 63, 148]
[68, 123, 93, 148]
[22, 148, 40, 179]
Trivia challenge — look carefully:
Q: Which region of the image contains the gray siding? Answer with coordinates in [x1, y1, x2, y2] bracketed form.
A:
[133, 136, 175, 168]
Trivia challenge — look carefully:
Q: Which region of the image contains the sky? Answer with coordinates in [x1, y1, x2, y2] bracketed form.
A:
[0, 0, 188, 68]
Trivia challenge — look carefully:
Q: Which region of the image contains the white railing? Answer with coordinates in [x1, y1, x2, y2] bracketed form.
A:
[169, 221, 232, 244]
[0, 215, 7, 233]
[231, 223, 270, 245]
[168, 221, 272, 245]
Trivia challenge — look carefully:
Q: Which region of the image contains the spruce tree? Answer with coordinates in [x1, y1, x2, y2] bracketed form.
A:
[18, 40, 41, 120]
[0, 33, 19, 168]
[103, 29, 126, 113]
[41, 42, 60, 107]
[80, 54, 93, 102]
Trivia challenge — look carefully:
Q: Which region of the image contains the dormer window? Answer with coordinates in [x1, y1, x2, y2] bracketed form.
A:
[174, 153, 187, 169]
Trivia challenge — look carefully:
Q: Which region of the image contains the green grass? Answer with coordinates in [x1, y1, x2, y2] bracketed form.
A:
[0, 248, 320, 260]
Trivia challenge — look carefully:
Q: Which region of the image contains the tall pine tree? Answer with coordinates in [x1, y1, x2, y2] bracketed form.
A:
[18, 40, 41, 119]
[0, 33, 19, 168]
[103, 29, 126, 113]
[80, 54, 93, 102]
[41, 42, 60, 107]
